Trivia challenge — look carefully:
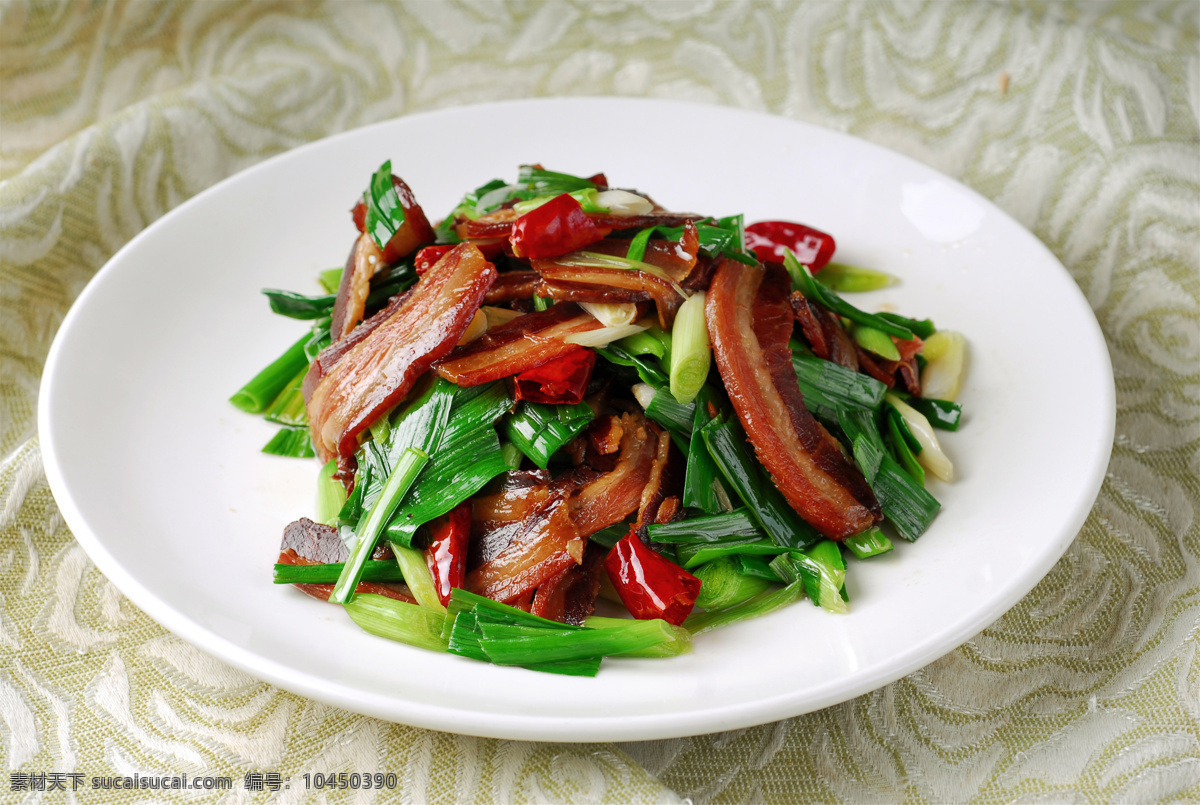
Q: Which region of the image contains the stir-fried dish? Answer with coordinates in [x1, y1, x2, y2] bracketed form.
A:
[230, 164, 969, 675]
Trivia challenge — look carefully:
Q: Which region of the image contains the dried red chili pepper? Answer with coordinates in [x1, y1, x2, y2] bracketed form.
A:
[510, 193, 605, 259]
[414, 245, 455, 275]
[513, 347, 596, 405]
[603, 530, 701, 626]
[745, 220, 836, 271]
[424, 503, 472, 607]
[587, 172, 609, 189]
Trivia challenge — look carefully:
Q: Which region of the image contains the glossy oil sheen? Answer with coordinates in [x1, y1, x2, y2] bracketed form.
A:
[38, 97, 1114, 742]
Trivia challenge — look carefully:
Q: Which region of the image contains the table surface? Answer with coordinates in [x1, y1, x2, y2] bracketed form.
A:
[2, 2, 1197, 802]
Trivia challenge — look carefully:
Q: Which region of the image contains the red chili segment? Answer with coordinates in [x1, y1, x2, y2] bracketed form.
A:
[745, 220, 836, 270]
[513, 347, 596, 405]
[510, 193, 606, 259]
[424, 504, 472, 607]
[414, 245, 455, 275]
[603, 530, 701, 626]
[458, 209, 697, 241]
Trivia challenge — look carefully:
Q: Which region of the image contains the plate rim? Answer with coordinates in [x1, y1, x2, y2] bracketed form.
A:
[37, 96, 1116, 742]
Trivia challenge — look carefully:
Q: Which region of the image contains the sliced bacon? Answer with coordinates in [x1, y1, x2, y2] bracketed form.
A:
[570, 413, 663, 538]
[682, 255, 718, 291]
[855, 345, 895, 388]
[467, 469, 558, 567]
[526, 223, 697, 328]
[529, 543, 606, 625]
[636, 433, 684, 539]
[833, 317, 864, 371]
[588, 211, 700, 230]
[855, 336, 923, 395]
[483, 271, 539, 303]
[456, 209, 699, 240]
[792, 292, 829, 357]
[529, 566, 573, 622]
[534, 279, 643, 306]
[304, 243, 496, 462]
[584, 221, 699, 283]
[791, 291, 859, 371]
[276, 518, 412, 604]
[707, 259, 881, 539]
[503, 468, 554, 488]
[303, 289, 410, 404]
[287, 580, 416, 605]
[467, 412, 660, 602]
[457, 208, 518, 239]
[466, 475, 582, 603]
[330, 233, 386, 341]
[654, 496, 681, 528]
[380, 176, 436, 263]
[563, 413, 625, 472]
[895, 344, 923, 396]
[589, 415, 624, 457]
[532, 262, 683, 329]
[280, 517, 353, 564]
[631, 426, 674, 536]
[467, 469, 558, 569]
[434, 303, 602, 387]
[351, 176, 436, 263]
[508, 591, 534, 612]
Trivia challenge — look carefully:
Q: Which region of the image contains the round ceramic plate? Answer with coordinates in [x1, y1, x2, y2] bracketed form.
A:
[39, 98, 1114, 742]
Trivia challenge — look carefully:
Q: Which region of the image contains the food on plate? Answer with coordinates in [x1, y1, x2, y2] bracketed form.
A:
[230, 163, 969, 675]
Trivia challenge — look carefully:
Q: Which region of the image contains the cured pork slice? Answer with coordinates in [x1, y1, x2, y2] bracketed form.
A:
[434, 303, 602, 387]
[466, 413, 661, 603]
[304, 243, 496, 462]
[707, 259, 881, 539]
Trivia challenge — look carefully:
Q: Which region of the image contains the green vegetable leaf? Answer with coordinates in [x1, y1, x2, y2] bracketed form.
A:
[364, 160, 406, 251]
[785, 252, 915, 341]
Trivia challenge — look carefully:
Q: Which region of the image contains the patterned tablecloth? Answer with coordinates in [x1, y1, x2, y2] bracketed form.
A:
[2, 1, 1197, 802]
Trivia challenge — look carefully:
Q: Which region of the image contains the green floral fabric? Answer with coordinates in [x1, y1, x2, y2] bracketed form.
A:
[2, 1, 1197, 802]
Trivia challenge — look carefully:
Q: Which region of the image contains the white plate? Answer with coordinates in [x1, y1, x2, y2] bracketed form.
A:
[39, 98, 1114, 742]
